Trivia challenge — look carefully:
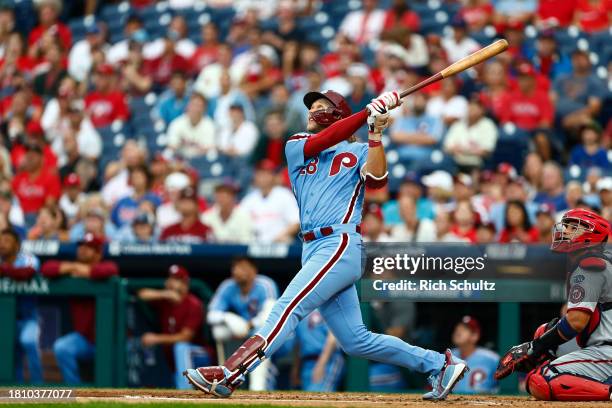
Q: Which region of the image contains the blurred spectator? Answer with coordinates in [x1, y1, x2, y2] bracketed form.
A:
[143, 37, 190, 89]
[32, 40, 67, 99]
[442, 18, 480, 64]
[218, 104, 259, 158]
[41, 76, 77, 143]
[0, 228, 42, 384]
[0, 4, 15, 55]
[569, 122, 611, 170]
[339, 0, 385, 46]
[534, 161, 567, 211]
[101, 140, 147, 205]
[252, 110, 288, 167]
[552, 49, 605, 137]
[154, 71, 190, 126]
[116, 207, 157, 243]
[522, 152, 544, 199]
[532, 30, 572, 79]
[59, 173, 85, 223]
[207, 256, 278, 391]
[10, 121, 58, 170]
[564, 181, 585, 214]
[241, 44, 283, 100]
[69, 203, 117, 242]
[110, 165, 161, 227]
[3, 87, 44, 142]
[106, 15, 145, 64]
[422, 170, 454, 216]
[475, 222, 496, 244]
[194, 43, 242, 100]
[27, 205, 67, 240]
[240, 160, 299, 243]
[259, 83, 303, 136]
[160, 187, 211, 243]
[261, 1, 302, 51]
[478, 60, 509, 118]
[574, 0, 611, 33]
[383, 0, 420, 31]
[391, 93, 443, 164]
[444, 98, 498, 170]
[536, 0, 576, 28]
[362, 203, 391, 242]
[84, 64, 130, 128]
[191, 22, 220, 73]
[451, 316, 499, 394]
[426, 79, 468, 126]
[120, 39, 153, 96]
[451, 200, 478, 243]
[157, 172, 191, 229]
[68, 23, 106, 83]
[145, 15, 195, 61]
[28, 0, 72, 54]
[0, 33, 32, 90]
[499, 200, 539, 243]
[11, 140, 61, 226]
[0, 183, 24, 228]
[54, 100, 102, 166]
[535, 203, 556, 243]
[137, 265, 210, 389]
[389, 196, 436, 242]
[345, 63, 375, 125]
[202, 181, 253, 244]
[498, 62, 554, 159]
[596, 177, 612, 220]
[292, 311, 344, 392]
[459, 0, 493, 32]
[167, 93, 215, 159]
[44, 233, 118, 385]
[212, 69, 255, 132]
[383, 176, 434, 224]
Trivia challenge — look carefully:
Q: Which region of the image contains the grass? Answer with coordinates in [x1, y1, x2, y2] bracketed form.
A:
[0, 405, 306, 408]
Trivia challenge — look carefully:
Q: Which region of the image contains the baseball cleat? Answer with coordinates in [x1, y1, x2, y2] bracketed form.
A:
[422, 349, 469, 401]
[183, 366, 243, 398]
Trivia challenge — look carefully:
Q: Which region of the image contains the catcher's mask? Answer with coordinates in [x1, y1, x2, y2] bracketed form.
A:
[551, 208, 610, 253]
[303, 90, 351, 127]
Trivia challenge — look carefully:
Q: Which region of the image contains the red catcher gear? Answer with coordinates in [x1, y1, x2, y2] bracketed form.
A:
[551, 208, 610, 253]
[526, 364, 612, 401]
[303, 90, 352, 127]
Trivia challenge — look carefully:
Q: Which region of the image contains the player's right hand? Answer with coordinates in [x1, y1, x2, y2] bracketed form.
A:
[372, 91, 402, 111]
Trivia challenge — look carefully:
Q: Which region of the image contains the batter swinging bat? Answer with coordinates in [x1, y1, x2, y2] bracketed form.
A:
[399, 39, 509, 99]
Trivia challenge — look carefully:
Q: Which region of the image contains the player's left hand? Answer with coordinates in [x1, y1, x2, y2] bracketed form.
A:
[494, 341, 543, 380]
[366, 107, 390, 134]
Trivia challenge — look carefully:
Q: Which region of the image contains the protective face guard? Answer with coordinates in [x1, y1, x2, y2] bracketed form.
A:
[309, 107, 343, 126]
[550, 218, 591, 253]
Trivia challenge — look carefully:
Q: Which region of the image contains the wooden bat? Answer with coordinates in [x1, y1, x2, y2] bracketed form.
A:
[399, 39, 509, 99]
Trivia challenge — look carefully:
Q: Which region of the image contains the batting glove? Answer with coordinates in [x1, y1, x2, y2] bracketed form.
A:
[372, 91, 402, 111]
[366, 102, 390, 138]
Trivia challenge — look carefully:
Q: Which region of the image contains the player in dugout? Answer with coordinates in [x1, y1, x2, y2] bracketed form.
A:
[137, 264, 211, 389]
[495, 208, 612, 401]
[0, 228, 43, 384]
[42, 233, 118, 385]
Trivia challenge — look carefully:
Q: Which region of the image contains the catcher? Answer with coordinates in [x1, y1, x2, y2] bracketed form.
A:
[495, 208, 612, 401]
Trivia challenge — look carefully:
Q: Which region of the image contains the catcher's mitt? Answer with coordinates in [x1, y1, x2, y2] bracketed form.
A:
[494, 342, 546, 380]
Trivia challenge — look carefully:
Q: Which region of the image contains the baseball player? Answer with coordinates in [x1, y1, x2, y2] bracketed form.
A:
[495, 208, 612, 401]
[450, 316, 499, 394]
[185, 90, 468, 400]
[293, 310, 344, 392]
[0, 228, 42, 384]
[207, 256, 279, 391]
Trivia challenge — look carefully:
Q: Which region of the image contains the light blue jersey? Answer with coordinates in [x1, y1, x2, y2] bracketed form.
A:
[285, 136, 369, 231]
[451, 347, 499, 394]
[0, 251, 40, 321]
[209, 276, 279, 320]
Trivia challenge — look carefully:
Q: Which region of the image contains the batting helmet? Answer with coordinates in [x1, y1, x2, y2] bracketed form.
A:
[551, 208, 610, 253]
[303, 90, 351, 127]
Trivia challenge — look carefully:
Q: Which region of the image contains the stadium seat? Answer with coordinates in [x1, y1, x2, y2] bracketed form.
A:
[491, 125, 529, 171]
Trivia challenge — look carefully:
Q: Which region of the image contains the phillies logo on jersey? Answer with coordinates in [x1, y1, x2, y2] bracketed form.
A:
[329, 152, 358, 176]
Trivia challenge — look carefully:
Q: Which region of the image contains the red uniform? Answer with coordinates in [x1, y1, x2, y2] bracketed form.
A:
[11, 143, 58, 171]
[537, 0, 576, 26]
[85, 91, 129, 128]
[498, 227, 540, 244]
[41, 260, 119, 343]
[498, 89, 554, 131]
[28, 23, 72, 50]
[576, 0, 612, 33]
[160, 221, 211, 243]
[154, 294, 205, 346]
[12, 169, 61, 214]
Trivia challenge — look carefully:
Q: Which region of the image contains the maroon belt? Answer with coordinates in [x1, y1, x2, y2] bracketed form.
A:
[301, 225, 362, 242]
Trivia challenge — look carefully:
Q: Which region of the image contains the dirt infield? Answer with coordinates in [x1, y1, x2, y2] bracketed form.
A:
[66, 389, 612, 407]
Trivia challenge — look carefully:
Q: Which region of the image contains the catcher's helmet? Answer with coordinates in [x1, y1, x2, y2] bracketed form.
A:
[303, 90, 351, 127]
[551, 208, 610, 253]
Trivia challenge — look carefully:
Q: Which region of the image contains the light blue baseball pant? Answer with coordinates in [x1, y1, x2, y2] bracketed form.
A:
[53, 332, 95, 385]
[15, 318, 43, 384]
[246, 230, 445, 376]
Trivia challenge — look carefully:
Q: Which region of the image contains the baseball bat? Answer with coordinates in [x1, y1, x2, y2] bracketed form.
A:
[399, 39, 509, 99]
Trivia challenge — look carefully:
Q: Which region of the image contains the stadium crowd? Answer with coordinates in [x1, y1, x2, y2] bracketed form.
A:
[0, 0, 609, 246]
